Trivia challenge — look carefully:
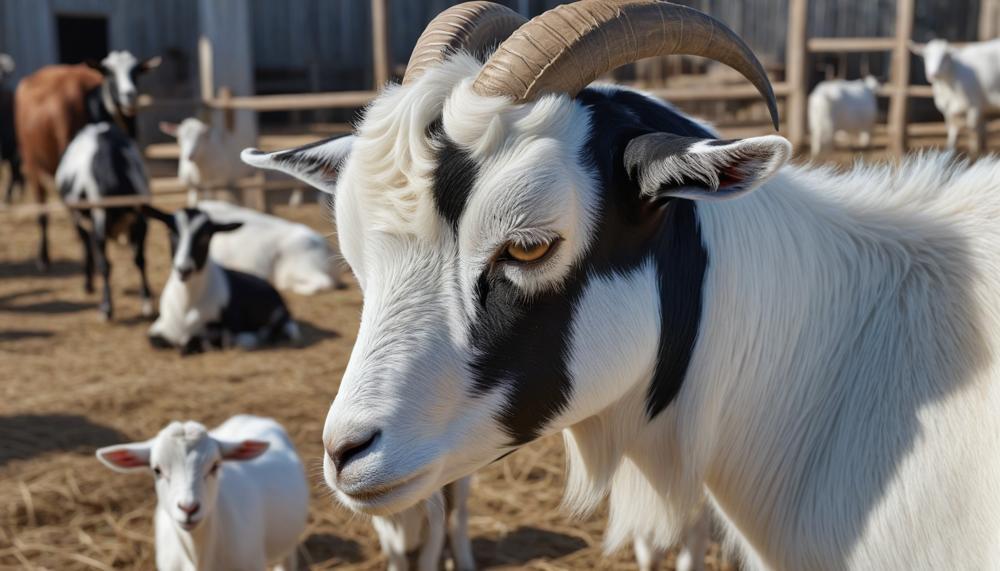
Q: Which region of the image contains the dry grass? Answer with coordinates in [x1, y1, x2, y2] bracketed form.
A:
[0, 203, 725, 570]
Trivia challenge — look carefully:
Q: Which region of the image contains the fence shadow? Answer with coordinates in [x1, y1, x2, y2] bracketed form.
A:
[0, 414, 127, 466]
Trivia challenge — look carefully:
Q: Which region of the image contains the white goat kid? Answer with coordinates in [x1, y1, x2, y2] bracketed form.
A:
[160, 117, 254, 205]
[911, 38, 1000, 155]
[144, 205, 300, 354]
[373, 477, 475, 571]
[96, 415, 309, 571]
[196, 199, 346, 294]
[244, 2, 1000, 570]
[808, 76, 880, 157]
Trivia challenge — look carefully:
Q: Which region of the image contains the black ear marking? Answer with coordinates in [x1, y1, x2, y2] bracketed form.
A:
[141, 205, 177, 232]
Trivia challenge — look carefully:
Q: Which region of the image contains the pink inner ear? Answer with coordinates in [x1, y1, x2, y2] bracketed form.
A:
[105, 449, 146, 467]
[228, 440, 268, 460]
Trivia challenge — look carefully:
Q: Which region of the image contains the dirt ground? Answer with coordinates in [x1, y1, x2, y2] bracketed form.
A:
[0, 201, 737, 570]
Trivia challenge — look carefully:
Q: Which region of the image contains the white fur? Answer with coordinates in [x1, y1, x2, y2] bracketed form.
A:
[197, 200, 345, 294]
[96, 415, 308, 571]
[915, 39, 1000, 154]
[808, 76, 881, 156]
[163, 116, 255, 203]
[102, 51, 140, 116]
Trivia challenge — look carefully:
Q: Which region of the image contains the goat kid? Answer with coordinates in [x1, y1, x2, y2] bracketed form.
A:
[56, 122, 153, 320]
[144, 205, 299, 354]
[808, 76, 880, 157]
[97, 414, 308, 571]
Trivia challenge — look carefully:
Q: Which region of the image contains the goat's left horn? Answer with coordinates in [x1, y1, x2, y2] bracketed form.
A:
[403, 1, 528, 85]
[472, 0, 780, 130]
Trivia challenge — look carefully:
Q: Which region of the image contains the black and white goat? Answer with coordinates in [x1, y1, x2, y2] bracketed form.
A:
[143, 205, 299, 354]
[243, 2, 1000, 569]
[55, 122, 153, 320]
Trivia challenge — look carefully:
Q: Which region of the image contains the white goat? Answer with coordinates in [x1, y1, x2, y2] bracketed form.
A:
[196, 199, 346, 295]
[373, 477, 475, 571]
[159, 116, 254, 204]
[808, 76, 880, 157]
[96, 414, 308, 571]
[143, 205, 300, 355]
[911, 38, 1000, 155]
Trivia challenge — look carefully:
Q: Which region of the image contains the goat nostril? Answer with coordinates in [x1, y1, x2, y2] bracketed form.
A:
[330, 429, 381, 473]
[178, 502, 200, 515]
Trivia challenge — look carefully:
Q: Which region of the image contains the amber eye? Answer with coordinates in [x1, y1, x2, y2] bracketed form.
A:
[505, 241, 553, 263]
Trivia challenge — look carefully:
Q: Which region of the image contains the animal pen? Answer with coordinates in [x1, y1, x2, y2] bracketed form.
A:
[1, 0, 998, 219]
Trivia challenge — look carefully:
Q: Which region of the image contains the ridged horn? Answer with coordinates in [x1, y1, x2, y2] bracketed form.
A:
[403, 1, 528, 85]
[472, 0, 779, 130]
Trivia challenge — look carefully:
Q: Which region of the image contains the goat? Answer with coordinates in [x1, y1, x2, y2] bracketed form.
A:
[55, 122, 154, 320]
[194, 199, 346, 295]
[96, 414, 308, 571]
[910, 38, 1000, 155]
[373, 477, 475, 571]
[158, 117, 254, 205]
[15, 51, 159, 270]
[1, 53, 22, 204]
[808, 76, 880, 157]
[244, 2, 1000, 569]
[143, 205, 300, 355]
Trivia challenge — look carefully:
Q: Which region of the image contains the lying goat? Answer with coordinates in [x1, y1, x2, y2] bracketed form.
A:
[144, 205, 299, 354]
[808, 76, 880, 157]
[97, 414, 308, 570]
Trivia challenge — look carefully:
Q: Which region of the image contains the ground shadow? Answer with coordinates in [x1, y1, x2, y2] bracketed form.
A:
[0, 414, 126, 466]
[301, 533, 363, 566]
[472, 526, 588, 566]
[0, 259, 80, 280]
[0, 330, 53, 342]
[0, 287, 92, 315]
[254, 319, 339, 352]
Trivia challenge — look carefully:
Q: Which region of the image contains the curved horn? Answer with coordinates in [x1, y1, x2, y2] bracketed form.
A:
[473, 0, 779, 130]
[403, 1, 527, 85]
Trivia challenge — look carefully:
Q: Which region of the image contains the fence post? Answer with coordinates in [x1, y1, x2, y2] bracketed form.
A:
[372, 0, 390, 88]
[889, 0, 915, 156]
[198, 36, 214, 104]
[785, 0, 809, 152]
[980, 0, 999, 40]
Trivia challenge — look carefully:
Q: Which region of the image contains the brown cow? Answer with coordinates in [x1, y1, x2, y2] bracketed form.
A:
[15, 51, 159, 269]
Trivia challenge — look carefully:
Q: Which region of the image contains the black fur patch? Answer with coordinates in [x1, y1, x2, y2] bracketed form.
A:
[430, 131, 479, 233]
[217, 269, 292, 340]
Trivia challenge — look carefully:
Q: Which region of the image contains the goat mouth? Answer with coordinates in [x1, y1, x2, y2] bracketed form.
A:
[337, 469, 432, 513]
[178, 518, 201, 531]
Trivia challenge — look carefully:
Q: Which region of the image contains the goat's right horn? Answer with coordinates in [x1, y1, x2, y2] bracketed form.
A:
[403, 1, 528, 85]
[473, 0, 779, 130]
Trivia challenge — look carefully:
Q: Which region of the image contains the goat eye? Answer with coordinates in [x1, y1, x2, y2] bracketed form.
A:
[153, 466, 162, 477]
[504, 241, 555, 264]
[208, 462, 220, 477]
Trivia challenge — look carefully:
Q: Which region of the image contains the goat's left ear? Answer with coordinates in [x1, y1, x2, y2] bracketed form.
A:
[625, 133, 791, 201]
[211, 221, 243, 234]
[241, 134, 355, 195]
[138, 56, 162, 73]
[218, 439, 269, 462]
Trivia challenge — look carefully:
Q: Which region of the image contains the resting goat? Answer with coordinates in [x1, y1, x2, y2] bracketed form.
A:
[97, 414, 308, 571]
[196, 199, 346, 295]
[55, 122, 153, 320]
[911, 38, 1000, 155]
[15, 50, 159, 269]
[808, 76, 880, 157]
[144, 205, 299, 354]
[373, 477, 475, 571]
[245, 2, 1000, 569]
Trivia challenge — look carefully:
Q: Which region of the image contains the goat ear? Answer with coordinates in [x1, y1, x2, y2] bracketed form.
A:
[96, 443, 152, 473]
[908, 41, 924, 56]
[218, 439, 269, 462]
[211, 221, 243, 234]
[141, 205, 177, 232]
[624, 133, 790, 201]
[159, 122, 179, 137]
[241, 134, 355, 195]
[84, 59, 105, 74]
[138, 56, 162, 73]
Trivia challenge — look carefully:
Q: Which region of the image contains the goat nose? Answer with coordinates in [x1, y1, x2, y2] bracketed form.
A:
[328, 429, 381, 473]
[177, 501, 200, 515]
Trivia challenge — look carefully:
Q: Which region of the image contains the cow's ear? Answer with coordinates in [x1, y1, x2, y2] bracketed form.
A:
[624, 133, 790, 201]
[241, 135, 355, 196]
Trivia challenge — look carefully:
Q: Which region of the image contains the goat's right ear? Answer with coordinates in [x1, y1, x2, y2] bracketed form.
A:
[141, 205, 176, 231]
[908, 41, 924, 56]
[241, 134, 355, 195]
[159, 121, 179, 137]
[96, 443, 152, 473]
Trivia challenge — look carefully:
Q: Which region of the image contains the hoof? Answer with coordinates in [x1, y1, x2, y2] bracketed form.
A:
[36, 258, 50, 272]
[84, 283, 95, 295]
